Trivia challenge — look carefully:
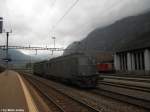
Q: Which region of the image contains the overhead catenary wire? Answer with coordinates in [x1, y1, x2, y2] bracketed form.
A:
[52, 0, 80, 30]
[51, 0, 117, 31]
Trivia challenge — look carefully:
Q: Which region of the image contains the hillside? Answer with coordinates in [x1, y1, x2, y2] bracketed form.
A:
[64, 11, 150, 55]
[0, 49, 42, 68]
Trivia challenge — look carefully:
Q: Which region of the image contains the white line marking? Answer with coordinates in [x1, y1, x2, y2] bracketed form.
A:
[17, 74, 39, 112]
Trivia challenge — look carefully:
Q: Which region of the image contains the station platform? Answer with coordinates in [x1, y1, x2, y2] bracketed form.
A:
[0, 70, 50, 112]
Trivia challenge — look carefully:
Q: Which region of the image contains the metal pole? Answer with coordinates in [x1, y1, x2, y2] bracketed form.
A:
[52, 37, 56, 48]
[52, 37, 56, 55]
[0, 17, 3, 33]
[54, 38, 55, 48]
[6, 32, 9, 69]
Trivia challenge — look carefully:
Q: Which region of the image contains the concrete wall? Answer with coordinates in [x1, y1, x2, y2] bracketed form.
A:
[127, 53, 132, 71]
[144, 49, 150, 73]
[114, 48, 150, 75]
[114, 54, 120, 71]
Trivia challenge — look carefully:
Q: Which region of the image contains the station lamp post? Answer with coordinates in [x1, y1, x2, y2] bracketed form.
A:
[51, 36, 56, 55]
[52, 36, 56, 48]
[5, 30, 12, 69]
[0, 17, 12, 69]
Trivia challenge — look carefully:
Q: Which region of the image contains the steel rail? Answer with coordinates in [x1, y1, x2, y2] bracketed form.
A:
[26, 75, 101, 112]
[24, 77, 66, 112]
[96, 80, 150, 110]
[93, 88, 150, 110]
[99, 75, 150, 83]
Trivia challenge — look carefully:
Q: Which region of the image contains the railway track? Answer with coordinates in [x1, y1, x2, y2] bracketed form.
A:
[96, 75, 150, 110]
[21, 73, 148, 112]
[23, 75, 100, 112]
[100, 75, 150, 83]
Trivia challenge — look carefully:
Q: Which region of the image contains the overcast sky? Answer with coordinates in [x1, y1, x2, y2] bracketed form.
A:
[0, 0, 150, 55]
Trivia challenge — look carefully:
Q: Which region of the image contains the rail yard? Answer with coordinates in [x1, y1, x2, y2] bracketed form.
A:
[0, 1, 150, 112]
[0, 67, 149, 112]
[21, 72, 149, 112]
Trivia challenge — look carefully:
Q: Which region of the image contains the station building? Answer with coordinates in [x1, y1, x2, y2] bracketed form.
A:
[114, 32, 150, 75]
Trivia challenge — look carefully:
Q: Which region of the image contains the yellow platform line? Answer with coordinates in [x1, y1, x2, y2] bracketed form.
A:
[17, 74, 39, 112]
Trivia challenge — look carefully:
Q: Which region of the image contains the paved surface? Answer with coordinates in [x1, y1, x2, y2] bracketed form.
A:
[0, 70, 38, 112]
[21, 75, 52, 112]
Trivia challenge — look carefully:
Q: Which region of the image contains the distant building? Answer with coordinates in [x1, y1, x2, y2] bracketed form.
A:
[114, 32, 150, 75]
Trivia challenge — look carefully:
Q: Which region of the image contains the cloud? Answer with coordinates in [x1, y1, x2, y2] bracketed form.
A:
[0, 0, 150, 53]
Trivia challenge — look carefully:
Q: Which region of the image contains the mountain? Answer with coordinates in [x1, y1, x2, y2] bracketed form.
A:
[64, 11, 150, 56]
[0, 49, 42, 68]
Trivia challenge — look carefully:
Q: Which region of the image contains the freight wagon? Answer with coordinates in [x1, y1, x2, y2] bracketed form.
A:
[96, 62, 114, 73]
[33, 53, 99, 88]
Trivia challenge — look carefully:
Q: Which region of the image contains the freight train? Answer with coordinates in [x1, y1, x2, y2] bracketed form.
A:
[33, 53, 99, 88]
[95, 52, 114, 73]
[96, 62, 114, 73]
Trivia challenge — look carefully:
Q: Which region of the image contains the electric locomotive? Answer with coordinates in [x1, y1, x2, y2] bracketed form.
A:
[33, 53, 99, 88]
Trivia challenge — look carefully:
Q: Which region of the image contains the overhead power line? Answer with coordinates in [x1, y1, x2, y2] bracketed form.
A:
[52, 0, 80, 30]
[0, 45, 64, 51]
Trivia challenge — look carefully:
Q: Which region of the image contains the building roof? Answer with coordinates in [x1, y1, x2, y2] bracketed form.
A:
[116, 32, 150, 52]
